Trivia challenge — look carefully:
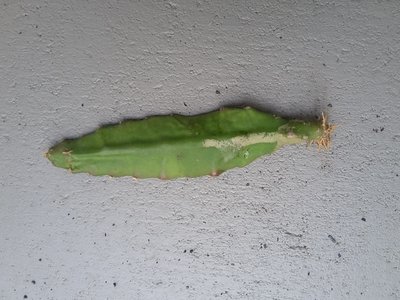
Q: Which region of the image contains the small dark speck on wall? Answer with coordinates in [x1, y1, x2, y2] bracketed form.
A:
[31, 280, 36, 284]
[23, 296, 28, 299]
[328, 234, 337, 244]
[113, 282, 117, 287]
[361, 217, 366, 222]
[215, 90, 220, 94]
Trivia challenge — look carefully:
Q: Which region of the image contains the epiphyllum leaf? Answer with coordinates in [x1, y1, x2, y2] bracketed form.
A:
[46, 107, 334, 179]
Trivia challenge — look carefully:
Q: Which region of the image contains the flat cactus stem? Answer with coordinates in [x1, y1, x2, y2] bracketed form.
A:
[46, 107, 334, 179]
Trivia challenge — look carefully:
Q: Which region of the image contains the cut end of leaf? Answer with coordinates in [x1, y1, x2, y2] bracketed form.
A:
[313, 113, 335, 150]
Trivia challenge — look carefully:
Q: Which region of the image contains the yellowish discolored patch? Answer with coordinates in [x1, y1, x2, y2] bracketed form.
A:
[202, 132, 303, 150]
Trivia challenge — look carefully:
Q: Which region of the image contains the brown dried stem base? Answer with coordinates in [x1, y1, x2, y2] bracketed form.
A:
[313, 113, 335, 150]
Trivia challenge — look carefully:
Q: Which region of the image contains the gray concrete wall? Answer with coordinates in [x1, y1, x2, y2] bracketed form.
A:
[1, 1, 399, 299]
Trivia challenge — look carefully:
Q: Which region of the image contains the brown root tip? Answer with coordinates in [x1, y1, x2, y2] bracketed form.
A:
[313, 113, 335, 150]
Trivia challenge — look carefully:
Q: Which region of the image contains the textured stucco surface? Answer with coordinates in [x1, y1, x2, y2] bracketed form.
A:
[1, 1, 399, 299]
